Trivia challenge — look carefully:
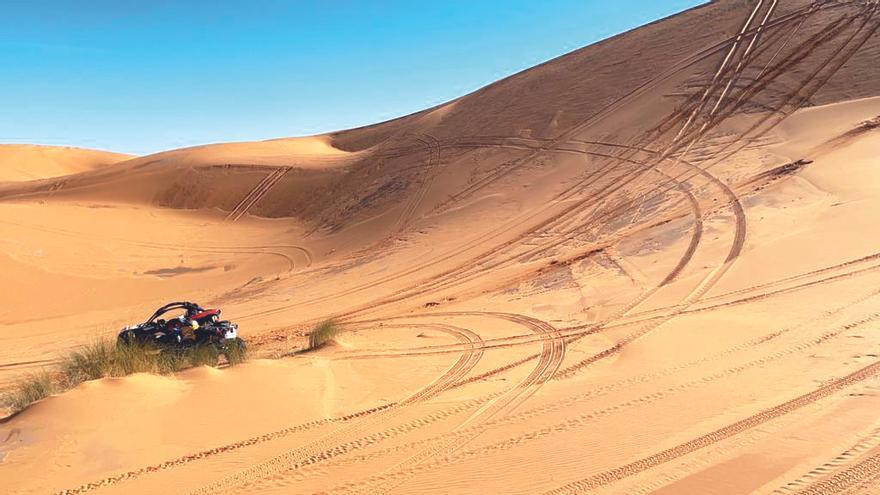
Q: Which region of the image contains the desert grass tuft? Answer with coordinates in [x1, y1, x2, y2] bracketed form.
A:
[5, 371, 56, 413]
[224, 340, 248, 365]
[307, 319, 341, 350]
[187, 345, 221, 367]
[2, 337, 247, 414]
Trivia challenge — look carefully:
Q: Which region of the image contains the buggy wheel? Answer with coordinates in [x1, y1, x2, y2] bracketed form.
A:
[117, 330, 137, 347]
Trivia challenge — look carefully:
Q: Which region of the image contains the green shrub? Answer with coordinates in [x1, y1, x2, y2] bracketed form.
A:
[308, 320, 341, 350]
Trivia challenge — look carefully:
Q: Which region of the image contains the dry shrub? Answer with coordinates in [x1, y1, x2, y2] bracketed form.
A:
[2, 337, 247, 414]
[307, 320, 341, 350]
[5, 372, 55, 413]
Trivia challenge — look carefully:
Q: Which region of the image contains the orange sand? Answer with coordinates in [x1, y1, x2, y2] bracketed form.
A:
[2, 1, 880, 494]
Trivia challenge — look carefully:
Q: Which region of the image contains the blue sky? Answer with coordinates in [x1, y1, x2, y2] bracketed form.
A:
[0, 1, 703, 155]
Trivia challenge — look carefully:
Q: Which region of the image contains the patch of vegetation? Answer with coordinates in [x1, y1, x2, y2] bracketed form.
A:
[307, 319, 341, 351]
[224, 339, 248, 365]
[187, 344, 221, 367]
[5, 371, 55, 414]
[2, 338, 248, 414]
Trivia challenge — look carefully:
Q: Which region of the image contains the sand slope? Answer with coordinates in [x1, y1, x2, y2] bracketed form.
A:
[0, 145, 131, 182]
[3, 0, 880, 494]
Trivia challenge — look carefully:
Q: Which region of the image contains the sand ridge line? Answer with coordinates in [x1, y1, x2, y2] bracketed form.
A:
[233, 3, 840, 325]
[438, 1, 830, 209]
[0, 217, 313, 274]
[237, 59, 768, 321]
[232, 136, 617, 322]
[239, 6, 876, 324]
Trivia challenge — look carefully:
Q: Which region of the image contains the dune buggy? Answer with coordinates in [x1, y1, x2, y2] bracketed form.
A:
[117, 301, 246, 362]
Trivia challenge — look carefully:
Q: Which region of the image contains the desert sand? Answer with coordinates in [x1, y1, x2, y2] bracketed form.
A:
[2, 0, 880, 494]
[0, 145, 131, 182]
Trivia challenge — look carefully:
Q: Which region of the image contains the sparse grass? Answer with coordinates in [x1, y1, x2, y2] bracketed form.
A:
[307, 319, 341, 350]
[6, 371, 55, 414]
[188, 344, 220, 367]
[2, 337, 248, 414]
[225, 339, 248, 365]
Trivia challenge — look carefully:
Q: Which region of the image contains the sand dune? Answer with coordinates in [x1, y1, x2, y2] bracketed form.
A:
[3, 0, 880, 494]
[0, 145, 131, 182]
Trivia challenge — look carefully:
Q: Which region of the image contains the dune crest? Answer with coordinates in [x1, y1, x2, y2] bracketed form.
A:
[0, 144, 132, 182]
[3, 1, 880, 494]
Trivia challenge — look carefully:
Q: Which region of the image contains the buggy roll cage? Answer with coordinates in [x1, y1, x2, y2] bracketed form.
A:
[143, 302, 205, 324]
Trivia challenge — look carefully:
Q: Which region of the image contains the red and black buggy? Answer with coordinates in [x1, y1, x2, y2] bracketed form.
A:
[117, 301, 246, 360]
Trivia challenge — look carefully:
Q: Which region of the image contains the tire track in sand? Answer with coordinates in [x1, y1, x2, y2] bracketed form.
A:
[226, 166, 291, 222]
[183, 313, 556, 495]
[788, 448, 880, 495]
[254, 312, 565, 495]
[54, 322, 483, 495]
[233, 3, 831, 323]
[775, 427, 880, 494]
[301, 309, 880, 495]
[541, 360, 880, 495]
[67, 3, 872, 492]
[393, 133, 442, 234]
[333, 251, 880, 364]
[53, 281, 880, 495]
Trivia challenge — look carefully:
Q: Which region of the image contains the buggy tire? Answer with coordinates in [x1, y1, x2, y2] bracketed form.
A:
[117, 330, 137, 347]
